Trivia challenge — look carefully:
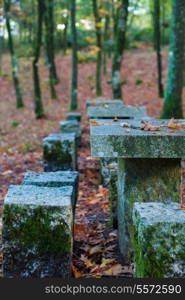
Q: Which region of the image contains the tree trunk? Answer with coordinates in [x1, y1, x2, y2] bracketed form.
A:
[153, 0, 164, 98]
[44, 0, 58, 100]
[92, 0, 102, 96]
[4, 0, 24, 108]
[112, 0, 129, 100]
[103, 13, 110, 74]
[63, 15, 69, 55]
[69, 0, 78, 111]
[32, 0, 44, 119]
[161, 0, 185, 118]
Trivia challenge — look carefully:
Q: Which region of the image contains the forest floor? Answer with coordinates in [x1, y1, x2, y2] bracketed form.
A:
[0, 45, 184, 277]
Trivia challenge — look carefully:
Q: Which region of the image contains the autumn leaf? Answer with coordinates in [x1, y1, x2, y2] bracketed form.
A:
[102, 264, 125, 275]
[90, 120, 101, 126]
[71, 265, 83, 278]
[180, 204, 185, 210]
[89, 245, 102, 255]
[168, 118, 181, 130]
[95, 22, 104, 28]
[168, 118, 185, 130]
[113, 117, 118, 122]
[141, 124, 160, 131]
[100, 258, 116, 268]
[120, 122, 131, 128]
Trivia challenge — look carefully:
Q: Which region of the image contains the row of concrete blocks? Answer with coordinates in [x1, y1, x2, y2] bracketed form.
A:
[3, 112, 82, 278]
[86, 98, 149, 229]
[87, 98, 185, 278]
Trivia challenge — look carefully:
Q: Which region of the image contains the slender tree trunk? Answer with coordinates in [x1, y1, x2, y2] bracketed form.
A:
[153, 0, 164, 98]
[162, 0, 166, 45]
[63, 16, 69, 55]
[44, 0, 58, 100]
[103, 13, 110, 74]
[32, 0, 44, 119]
[92, 0, 102, 96]
[161, 0, 185, 119]
[4, 0, 24, 108]
[69, 0, 78, 110]
[0, 34, 4, 75]
[112, 0, 129, 100]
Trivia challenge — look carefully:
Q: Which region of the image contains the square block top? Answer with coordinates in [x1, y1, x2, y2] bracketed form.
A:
[66, 112, 82, 121]
[90, 119, 185, 158]
[86, 98, 123, 108]
[133, 202, 185, 226]
[43, 133, 76, 144]
[23, 171, 79, 187]
[59, 120, 80, 126]
[4, 185, 74, 207]
[87, 105, 147, 119]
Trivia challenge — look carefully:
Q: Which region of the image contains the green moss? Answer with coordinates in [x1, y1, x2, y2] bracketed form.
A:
[44, 142, 72, 169]
[4, 204, 71, 258]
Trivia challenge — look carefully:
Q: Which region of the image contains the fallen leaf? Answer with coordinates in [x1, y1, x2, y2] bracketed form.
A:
[120, 122, 131, 128]
[141, 124, 160, 131]
[113, 117, 118, 122]
[89, 245, 102, 255]
[102, 264, 125, 275]
[90, 120, 101, 126]
[168, 118, 181, 130]
[71, 265, 83, 278]
[100, 258, 116, 268]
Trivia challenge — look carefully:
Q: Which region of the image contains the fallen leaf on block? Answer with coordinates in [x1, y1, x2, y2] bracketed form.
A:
[141, 120, 148, 124]
[120, 122, 131, 128]
[180, 204, 185, 210]
[141, 124, 160, 131]
[168, 118, 185, 130]
[90, 120, 101, 126]
[113, 117, 118, 122]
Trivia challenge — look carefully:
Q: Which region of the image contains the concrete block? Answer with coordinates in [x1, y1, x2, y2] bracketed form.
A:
[23, 171, 79, 206]
[43, 133, 77, 171]
[3, 185, 74, 278]
[132, 202, 185, 278]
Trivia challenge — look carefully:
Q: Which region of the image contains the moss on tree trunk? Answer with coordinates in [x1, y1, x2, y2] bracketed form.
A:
[161, 0, 185, 118]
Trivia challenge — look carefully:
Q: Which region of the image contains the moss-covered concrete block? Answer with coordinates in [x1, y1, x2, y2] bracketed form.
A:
[117, 158, 181, 264]
[90, 119, 185, 158]
[3, 185, 74, 278]
[132, 202, 185, 278]
[23, 171, 79, 207]
[88, 106, 147, 119]
[43, 133, 77, 172]
[59, 120, 81, 146]
[90, 119, 184, 263]
[66, 112, 82, 122]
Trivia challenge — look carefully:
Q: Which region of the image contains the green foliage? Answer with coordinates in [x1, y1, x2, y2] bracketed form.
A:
[22, 142, 36, 152]
[78, 51, 96, 63]
[135, 79, 143, 85]
[11, 121, 20, 127]
[17, 45, 33, 58]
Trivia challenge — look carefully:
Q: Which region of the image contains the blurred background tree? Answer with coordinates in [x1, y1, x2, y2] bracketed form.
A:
[1, 0, 185, 119]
